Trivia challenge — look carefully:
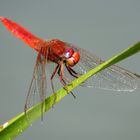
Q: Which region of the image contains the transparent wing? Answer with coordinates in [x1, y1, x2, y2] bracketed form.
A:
[24, 54, 47, 117]
[66, 42, 140, 92]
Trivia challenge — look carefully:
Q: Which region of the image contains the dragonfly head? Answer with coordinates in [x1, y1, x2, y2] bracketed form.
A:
[64, 48, 80, 67]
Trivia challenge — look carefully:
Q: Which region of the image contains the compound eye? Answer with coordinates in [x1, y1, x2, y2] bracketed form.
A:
[67, 51, 80, 67]
[64, 48, 74, 58]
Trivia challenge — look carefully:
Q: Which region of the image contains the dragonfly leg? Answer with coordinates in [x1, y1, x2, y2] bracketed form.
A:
[66, 65, 80, 78]
[58, 63, 76, 98]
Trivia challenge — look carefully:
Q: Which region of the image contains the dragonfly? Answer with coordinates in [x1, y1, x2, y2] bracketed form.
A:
[0, 16, 140, 117]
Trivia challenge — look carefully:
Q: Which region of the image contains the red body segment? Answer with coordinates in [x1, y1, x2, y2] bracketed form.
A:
[46, 39, 67, 62]
[0, 16, 68, 63]
[0, 16, 46, 52]
[0, 16, 80, 65]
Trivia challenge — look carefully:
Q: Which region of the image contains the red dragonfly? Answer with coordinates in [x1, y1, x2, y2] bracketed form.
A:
[0, 17, 140, 115]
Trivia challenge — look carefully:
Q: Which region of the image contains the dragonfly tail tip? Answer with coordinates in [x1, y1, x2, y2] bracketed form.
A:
[0, 16, 5, 21]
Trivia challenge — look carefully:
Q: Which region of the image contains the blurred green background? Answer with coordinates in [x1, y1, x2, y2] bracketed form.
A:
[0, 0, 140, 140]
